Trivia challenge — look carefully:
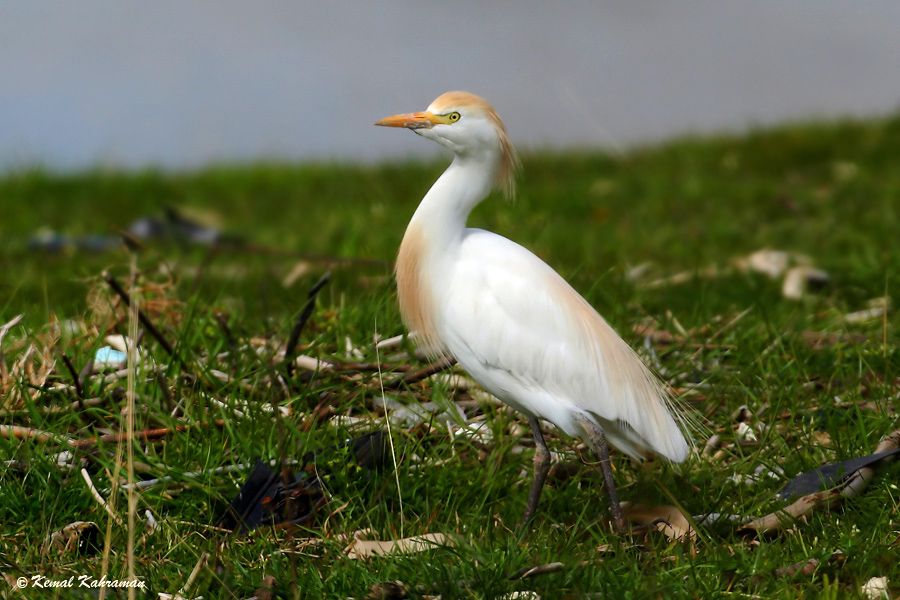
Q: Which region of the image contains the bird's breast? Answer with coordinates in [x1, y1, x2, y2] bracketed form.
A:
[395, 223, 445, 355]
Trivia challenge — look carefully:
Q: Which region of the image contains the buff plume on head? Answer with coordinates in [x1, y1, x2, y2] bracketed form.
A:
[376, 91, 519, 198]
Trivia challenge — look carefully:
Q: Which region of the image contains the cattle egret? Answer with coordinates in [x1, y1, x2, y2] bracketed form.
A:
[376, 91, 690, 531]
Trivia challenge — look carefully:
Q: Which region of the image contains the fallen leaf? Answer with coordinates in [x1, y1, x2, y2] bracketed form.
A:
[282, 261, 312, 288]
[774, 557, 819, 578]
[0, 314, 23, 350]
[633, 322, 680, 344]
[365, 581, 408, 600]
[777, 448, 900, 500]
[41, 521, 101, 557]
[344, 530, 453, 559]
[742, 430, 900, 535]
[252, 575, 276, 600]
[813, 431, 831, 447]
[624, 505, 696, 542]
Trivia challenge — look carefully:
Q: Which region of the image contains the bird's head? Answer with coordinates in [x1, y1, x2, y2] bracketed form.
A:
[376, 91, 518, 197]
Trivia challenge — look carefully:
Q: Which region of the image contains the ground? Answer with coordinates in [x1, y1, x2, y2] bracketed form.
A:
[0, 116, 898, 598]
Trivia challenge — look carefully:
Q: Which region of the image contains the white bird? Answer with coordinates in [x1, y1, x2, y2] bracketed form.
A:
[376, 91, 689, 531]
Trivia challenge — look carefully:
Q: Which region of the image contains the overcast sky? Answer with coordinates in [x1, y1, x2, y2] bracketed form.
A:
[2, 1, 899, 171]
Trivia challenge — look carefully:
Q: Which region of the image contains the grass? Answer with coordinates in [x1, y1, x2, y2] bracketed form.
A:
[1, 115, 898, 598]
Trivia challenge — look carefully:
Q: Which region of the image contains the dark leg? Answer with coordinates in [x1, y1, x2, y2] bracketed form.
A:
[522, 416, 551, 523]
[577, 415, 627, 534]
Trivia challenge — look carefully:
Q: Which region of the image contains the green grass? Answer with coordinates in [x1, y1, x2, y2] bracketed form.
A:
[1, 115, 899, 598]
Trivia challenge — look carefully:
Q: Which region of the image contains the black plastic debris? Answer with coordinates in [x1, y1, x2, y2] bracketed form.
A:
[220, 432, 392, 533]
[26, 207, 242, 255]
[128, 207, 242, 247]
[219, 461, 325, 533]
[27, 228, 118, 253]
[777, 447, 900, 500]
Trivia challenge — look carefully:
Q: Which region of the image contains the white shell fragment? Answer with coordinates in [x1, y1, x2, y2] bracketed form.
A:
[860, 576, 889, 600]
[845, 297, 890, 324]
[782, 266, 830, 300]
[743, 249, 792, 279]
[736, 421, 758, 443]
[734, 249, 829, 300]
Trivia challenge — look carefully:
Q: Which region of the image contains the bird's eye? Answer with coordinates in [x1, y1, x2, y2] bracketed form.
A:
[448, 112, 461, 122]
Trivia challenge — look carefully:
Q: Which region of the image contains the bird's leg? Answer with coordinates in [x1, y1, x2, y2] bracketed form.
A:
[522, 416, 551, 523]
[577, 416, 627, 534]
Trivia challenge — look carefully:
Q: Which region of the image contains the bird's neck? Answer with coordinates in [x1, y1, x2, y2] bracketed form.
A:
[395, 153, 497, 352]
[406, 152, 497, 248]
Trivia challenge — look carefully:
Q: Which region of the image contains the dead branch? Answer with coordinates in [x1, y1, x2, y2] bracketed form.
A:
[284, 272, 332, 376]
[0, 424, 76, 446]
[103, 272, 176, 358]
[61, 354, 84, 400]
[384, 356, 457, 390]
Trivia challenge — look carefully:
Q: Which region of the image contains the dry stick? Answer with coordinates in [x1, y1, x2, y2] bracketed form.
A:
[71, 425, 192, 449]
[741, 429, 900, 535]
[690, 307, 752, 361]
[81, 468, 123, 527]
[283, 271, 332, 376]
[277, 271, 330, 493]
[103, 272, 176, 359]
[509, 561, 566, 580]
[176, 552, 209, 599]
[2, 423, 221, 449]
[85, 421, 227, 447]
[331, 360, 413, 373]
[0, 315, 24, 383]
[213, 311, 239, 373]
[383, 356, 457, 390]
[61, 354, 84, 400]
[78, 358, 94, 395]
[106, 272, 227, 396]
[0, 424, 75, 445]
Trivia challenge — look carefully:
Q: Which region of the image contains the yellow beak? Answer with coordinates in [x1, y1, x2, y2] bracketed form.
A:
[375, 111, 441, 129]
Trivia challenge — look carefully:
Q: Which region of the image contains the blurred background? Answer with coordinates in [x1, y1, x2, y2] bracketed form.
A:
[1, 2, 899, 324]
[2, 1, 900, 171]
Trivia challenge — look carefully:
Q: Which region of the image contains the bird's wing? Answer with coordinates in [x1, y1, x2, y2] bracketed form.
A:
[441, 229, 689, 461]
